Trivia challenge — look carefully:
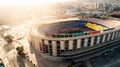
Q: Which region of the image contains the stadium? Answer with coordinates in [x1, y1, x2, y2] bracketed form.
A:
[30, 17, 120, 62]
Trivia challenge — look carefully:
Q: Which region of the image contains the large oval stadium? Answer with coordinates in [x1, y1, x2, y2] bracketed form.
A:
[30, 18, 120, 62]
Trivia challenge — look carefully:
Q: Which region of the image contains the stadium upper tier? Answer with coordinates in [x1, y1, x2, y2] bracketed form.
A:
[38, 18, 120, 38]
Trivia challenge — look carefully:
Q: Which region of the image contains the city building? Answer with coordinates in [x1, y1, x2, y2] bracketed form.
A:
[30, 17, 120, 62]
[65, 9, 80, 17]
[112, 7, 120, 18]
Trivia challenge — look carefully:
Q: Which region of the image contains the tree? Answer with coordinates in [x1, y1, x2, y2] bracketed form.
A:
[16, 46, 24, 54]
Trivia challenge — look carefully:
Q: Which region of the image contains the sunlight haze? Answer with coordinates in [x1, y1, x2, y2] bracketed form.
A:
[0, 0, 73, 6]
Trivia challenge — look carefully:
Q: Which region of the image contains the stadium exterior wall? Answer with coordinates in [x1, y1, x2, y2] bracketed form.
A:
[30, 26, 120, 61]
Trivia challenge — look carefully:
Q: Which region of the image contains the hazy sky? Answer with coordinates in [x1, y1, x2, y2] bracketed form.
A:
[0, 0, 73, 6]
[0, 0, 76, 25]
[0, 0, 118, 25]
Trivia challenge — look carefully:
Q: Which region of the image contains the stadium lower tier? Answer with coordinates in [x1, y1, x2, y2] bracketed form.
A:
[45, 27, 94, 37]
[46, 27, 94, 37]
